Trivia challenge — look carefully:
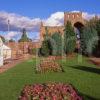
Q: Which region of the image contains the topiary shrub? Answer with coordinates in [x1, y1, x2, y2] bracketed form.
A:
[40, 40, 50, 57]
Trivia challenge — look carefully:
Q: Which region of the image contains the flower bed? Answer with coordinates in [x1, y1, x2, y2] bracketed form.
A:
[36, 58, 63, 73]
[18, 83, 82, 100]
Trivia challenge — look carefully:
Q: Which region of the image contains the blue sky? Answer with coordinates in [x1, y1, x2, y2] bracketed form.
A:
[0, 0, 100, 18]
[0, 0, 99, 40]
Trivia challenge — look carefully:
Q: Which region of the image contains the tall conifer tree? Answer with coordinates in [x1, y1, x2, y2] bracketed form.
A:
[64, 21, 76, 54]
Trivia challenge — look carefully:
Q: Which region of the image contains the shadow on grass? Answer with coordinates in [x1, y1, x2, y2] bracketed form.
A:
[69, 65, 100, 75]
[79, 92, 100, 100]
[70, 84, 99, 100]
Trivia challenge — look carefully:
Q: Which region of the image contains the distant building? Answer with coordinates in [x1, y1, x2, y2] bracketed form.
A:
[3, 44, 11, 60]
[0, 37, 3, 67]
[0, 37, 12, 67]
[6, 41, 41, 59]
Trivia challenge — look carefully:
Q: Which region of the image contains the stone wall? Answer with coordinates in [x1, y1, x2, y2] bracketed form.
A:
[6, 42, 41, 59]
[40, 25, 64, 41]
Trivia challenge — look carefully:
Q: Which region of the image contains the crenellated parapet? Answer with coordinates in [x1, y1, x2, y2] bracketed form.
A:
[64, 12, 85, 26]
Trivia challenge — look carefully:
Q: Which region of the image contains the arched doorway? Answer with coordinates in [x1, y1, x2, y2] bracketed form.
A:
[74, 22, 84, 38]
[74, 22, 84, 50]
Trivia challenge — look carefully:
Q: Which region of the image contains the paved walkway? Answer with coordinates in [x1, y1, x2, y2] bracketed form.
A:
[0, 54, 33, 74]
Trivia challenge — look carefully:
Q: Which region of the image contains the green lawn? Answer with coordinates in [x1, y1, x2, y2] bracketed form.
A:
[0, 56, 100, 100]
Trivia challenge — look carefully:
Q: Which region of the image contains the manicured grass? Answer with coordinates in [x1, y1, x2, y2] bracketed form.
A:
[0, 56, 100, 100]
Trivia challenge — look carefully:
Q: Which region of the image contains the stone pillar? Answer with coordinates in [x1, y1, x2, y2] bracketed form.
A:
[0, 37, 3, 67]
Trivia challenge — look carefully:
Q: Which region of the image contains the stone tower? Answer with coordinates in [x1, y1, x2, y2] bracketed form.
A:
[64, 12, 84, 26]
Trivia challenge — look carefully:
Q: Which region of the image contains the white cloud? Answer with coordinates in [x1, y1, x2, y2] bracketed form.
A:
[43, 12, 64, 26]
[82, 12, 95, 20]
[0, 11, 100, 40]
[0, 11, 41, 32]
[0, 11, 65, 40]
[4, 31, 20, 40]
[71, 10, 80, 13]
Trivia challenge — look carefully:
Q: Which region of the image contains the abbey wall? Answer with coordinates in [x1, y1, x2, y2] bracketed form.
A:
[40, 12, 85, 41]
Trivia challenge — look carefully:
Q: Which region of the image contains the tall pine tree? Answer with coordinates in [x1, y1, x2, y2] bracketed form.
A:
[64, 21, 76, 54]
[40, 27, 51, 56]
[51, 32, 62, 56]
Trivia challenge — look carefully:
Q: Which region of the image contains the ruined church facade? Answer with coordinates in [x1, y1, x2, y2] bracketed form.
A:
[40, 12, 85, 41]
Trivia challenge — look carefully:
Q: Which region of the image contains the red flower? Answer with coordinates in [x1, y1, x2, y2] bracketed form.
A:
[19, 83, 82, 100]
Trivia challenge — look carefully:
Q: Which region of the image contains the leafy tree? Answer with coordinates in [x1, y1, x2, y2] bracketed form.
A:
[89, 17, 100, 35]
[80, 24, 98, 55]
[51, 32, 63, 56]
[95, 19, 100, 56]
[64, 21, 76, 54]
[96, 19, 100, 36]
[18, 28, 32, 42]
[83, 17, 100, 56]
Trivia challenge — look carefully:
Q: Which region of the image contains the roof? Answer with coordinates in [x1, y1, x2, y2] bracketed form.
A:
[0, 37, 3, 46]
[0, 35, 5, 42]
[3, 44, 11, 50]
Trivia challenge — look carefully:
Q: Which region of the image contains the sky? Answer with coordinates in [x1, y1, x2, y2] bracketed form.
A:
[0, 0, 100, 40]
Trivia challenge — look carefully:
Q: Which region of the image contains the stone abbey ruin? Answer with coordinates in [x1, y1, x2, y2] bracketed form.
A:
[40, 12, 85, 41]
